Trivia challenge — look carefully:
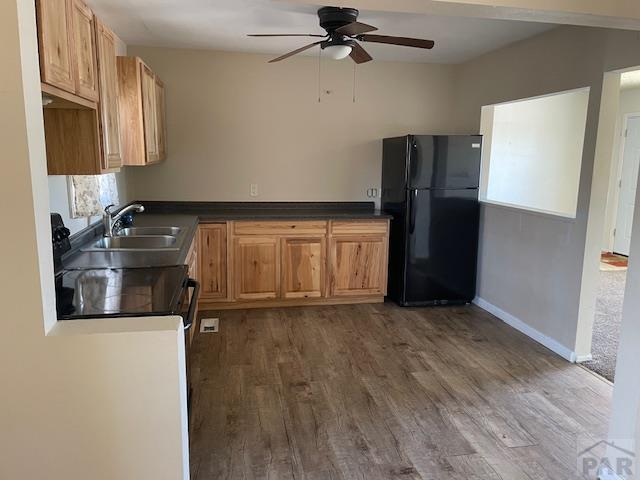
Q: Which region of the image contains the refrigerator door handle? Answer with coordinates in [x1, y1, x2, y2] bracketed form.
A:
[409, 189, 418, 235]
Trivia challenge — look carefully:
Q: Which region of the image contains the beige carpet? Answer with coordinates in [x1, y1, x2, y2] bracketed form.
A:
[582, 269, 627, 382]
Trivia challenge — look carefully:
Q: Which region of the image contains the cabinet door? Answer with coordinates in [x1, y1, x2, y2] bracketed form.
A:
[155, 78, 167, 161]
[186, 235, 199, 343]
[234, 237, 280, 300]
[140, 63, 159, 163]
[329, 235, 387, 296]
[281, 237, 325, 299]
[187, 238, 198, 284]
[37, 0, 75, 93]
[198, 225, 227, 300]
[95, 18, 121, 170]
[70, 0, 99, 101]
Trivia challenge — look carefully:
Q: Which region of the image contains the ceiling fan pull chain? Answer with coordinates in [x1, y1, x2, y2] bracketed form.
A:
[352, 62, 357, 103]
[317, 47, 322, 103]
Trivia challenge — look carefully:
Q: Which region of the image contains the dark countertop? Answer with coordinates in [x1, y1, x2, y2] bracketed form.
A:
[61, 201, 388, 271]
[140, 201, 391, 221]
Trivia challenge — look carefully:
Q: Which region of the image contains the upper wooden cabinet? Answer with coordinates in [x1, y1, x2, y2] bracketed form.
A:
[43, 107, 102, 175]
[37, 0, 99, 102]
[37, 0, 75, 93]
[140, 63, 159, 163]
[42, 10, 122, 175]
[70, 0, 99, 101]
[117, 56, 166, 166]
[95, 18, 122, 171]
[155, 78, 167, 161]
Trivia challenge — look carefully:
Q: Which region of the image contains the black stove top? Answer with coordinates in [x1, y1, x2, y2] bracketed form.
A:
[55, 265, 189, 320]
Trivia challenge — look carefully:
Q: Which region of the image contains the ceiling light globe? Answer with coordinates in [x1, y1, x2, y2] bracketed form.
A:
[325, 44, 352, 60]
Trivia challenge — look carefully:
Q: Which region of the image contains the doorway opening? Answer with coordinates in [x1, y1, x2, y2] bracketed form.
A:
[583, 70, 640, 381]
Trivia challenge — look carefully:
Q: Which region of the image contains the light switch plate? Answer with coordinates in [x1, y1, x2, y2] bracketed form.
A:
[200, 318, 219, 333]
[250, 184, 258, 197]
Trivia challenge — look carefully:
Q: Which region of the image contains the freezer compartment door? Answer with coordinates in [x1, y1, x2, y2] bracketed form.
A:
[382, 136, 410, 200]
[409, 135, 482, 190]
[404, 188, 480, 305]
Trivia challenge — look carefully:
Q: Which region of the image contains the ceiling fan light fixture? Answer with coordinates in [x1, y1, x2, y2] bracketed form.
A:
[251, 6, 434, 64]
[324, 44, 352, 60]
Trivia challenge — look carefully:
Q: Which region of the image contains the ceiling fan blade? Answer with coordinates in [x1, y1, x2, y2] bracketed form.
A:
[360, 34, 435, 49]
[349, 42, 373, 64]
[268, 41, 323, 63]
[248, 33, 326, 38]
[335, 22, 378, 36]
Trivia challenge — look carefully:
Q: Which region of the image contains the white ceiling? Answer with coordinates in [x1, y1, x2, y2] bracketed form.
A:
[87, 0, 554, 64]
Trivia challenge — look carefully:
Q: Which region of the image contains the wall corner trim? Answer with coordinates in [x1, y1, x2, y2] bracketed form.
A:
[473, 297, 577, 363]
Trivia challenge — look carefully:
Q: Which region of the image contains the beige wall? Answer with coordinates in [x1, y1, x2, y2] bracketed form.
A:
[125, 47, 458, 203]
[0, 2, 189, 478]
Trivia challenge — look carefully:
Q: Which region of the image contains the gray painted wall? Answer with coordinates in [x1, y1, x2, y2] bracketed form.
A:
[453, 25, 640, 354]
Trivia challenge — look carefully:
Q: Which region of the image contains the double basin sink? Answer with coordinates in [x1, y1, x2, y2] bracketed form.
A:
[83, 226, 182, 252]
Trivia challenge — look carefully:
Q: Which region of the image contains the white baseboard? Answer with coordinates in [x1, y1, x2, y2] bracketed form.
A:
[575, 353, 593, 363]
[473, 297, 577, 363]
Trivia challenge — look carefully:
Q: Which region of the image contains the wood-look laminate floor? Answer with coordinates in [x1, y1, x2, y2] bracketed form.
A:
[189, 303, 612, 480]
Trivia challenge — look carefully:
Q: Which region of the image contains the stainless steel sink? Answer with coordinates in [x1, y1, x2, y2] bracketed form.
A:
[119, 226, 181, 236]
[83, 235, 179, 251]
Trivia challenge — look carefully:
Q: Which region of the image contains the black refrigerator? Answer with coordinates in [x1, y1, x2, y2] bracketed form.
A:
[382, 135, 482, 306]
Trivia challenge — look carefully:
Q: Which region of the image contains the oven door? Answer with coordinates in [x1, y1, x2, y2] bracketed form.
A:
[180, 278, 199, 411]
[181, 278, 200, 333]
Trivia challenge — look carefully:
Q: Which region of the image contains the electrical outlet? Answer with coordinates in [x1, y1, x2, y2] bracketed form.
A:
[250, 184, 258, 197]
[366, 187, 379, 198]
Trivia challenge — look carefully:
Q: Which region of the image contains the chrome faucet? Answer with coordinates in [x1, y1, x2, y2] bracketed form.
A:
[103, 203, 144, 237]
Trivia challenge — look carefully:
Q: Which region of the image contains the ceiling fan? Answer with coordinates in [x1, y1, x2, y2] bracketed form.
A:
[248, 6, 435, 64]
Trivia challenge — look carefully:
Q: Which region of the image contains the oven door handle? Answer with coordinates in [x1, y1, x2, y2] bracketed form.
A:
[183, 278, 200, 332]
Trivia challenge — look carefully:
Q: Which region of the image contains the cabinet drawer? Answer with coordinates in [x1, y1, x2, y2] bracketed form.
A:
[331, 220, 388, 235]
[233, 221, 327, 236]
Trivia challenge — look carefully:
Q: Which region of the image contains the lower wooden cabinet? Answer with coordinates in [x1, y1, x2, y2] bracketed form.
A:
[198, 224, 227, 301]
[185, 234, 199, 344]
[281, 237, 325, 299]
[197, 219, 389, 309]
[234, 236, 280, 300]
[329, 235, 388, 296]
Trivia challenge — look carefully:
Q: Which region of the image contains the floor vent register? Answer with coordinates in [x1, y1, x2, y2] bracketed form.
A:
[200, 318, 219, 333]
